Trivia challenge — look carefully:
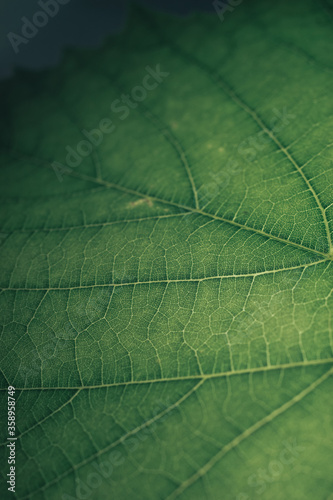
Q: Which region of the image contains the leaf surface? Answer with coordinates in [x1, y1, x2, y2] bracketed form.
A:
[1, 1, 333, 499]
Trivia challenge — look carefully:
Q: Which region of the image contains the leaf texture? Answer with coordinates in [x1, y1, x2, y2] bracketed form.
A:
[1, 1, 333, 499]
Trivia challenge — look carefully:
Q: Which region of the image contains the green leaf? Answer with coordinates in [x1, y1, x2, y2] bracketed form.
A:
[1, 1, 333, 499]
